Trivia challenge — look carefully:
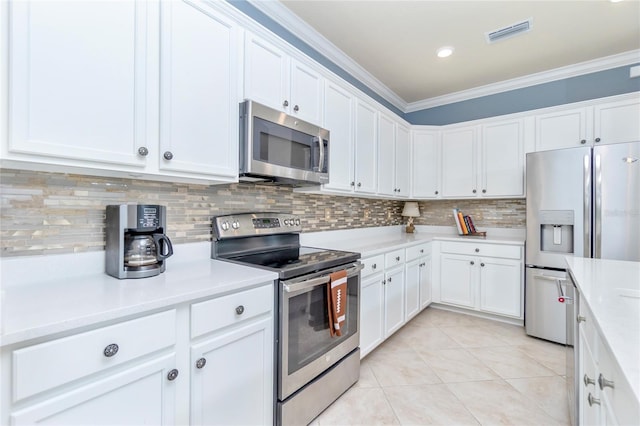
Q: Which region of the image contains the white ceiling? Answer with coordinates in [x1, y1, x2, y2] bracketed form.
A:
[271, 0, 640, 110]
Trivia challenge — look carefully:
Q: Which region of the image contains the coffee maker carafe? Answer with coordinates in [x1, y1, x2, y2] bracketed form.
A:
[106, 204, 173, 279]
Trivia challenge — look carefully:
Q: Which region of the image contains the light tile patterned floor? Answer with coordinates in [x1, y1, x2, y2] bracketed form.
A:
[310, 307, 570, 426]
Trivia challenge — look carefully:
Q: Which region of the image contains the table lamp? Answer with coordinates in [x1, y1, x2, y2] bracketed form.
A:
[402, 202, 420, 233]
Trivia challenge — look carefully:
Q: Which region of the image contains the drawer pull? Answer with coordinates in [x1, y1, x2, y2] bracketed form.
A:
[196, 358, 207, 369]
[598, 374, 614, 390]
[475, 248, 480, 253]
[577, 315, 586, 323]
[167, 369, 179, 381]
[584, 374, 595, 387]
[587, 393, 600, 406]
[103, 343, 119, 358]
[395, 256, 400, 262]
[388, 277, 392, 283]
[372, 263, 377, 270]
[235, 305, 245, 315]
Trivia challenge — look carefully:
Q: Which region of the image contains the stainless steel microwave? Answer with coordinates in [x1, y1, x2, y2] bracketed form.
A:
[239, 100, 329, 186]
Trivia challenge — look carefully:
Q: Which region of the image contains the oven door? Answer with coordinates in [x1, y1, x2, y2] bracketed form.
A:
[278, 262, 362, 400]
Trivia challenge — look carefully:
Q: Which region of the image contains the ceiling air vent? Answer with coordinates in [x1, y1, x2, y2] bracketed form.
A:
[485, 18, 533, 44]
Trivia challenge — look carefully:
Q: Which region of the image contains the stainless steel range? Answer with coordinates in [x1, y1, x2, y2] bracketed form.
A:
[211, 213, 362, 426]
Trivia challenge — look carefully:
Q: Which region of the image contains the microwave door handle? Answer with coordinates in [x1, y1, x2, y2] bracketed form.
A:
[282, 263, 364, 293]
[317, 133, 325, 173]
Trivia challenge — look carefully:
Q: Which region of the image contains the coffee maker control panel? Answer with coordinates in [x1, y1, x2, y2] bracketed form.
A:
[136, 205, 161, 230]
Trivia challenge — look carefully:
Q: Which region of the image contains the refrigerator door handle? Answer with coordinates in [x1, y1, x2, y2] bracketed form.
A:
[584, 153, 592, 258]
[594, 153, 602, 258]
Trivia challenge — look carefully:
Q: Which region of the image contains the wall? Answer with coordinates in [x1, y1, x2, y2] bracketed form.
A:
[0, 169, 526, 257]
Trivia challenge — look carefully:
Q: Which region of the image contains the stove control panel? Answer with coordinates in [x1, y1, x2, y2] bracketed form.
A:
[213, 213, 302, 239]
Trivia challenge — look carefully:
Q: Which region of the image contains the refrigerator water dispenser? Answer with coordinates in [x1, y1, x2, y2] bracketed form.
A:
[539, 210, 574, 254]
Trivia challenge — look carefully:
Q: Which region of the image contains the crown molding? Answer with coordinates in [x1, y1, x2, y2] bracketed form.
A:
[405, 50, 640, 112]
[245, 1, 639, 115]
[247, 0, 408, 111]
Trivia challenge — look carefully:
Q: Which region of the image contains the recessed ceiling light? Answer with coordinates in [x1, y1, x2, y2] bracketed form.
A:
[437, 46, 454, 58]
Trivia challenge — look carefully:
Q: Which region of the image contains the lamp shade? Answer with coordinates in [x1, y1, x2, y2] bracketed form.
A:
[401, 202, 420, 217]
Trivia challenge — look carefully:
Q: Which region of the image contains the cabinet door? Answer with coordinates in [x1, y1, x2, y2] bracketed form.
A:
[404, 259, 421, 321]
[411, 130, 440, 198]
[535, 107, 588, 151]
[354, 100, 378, 194]
[440, 254, 475, 308]
[441, 127, 477, 198]
[360, 273, 385, 358]
[8, 0, 155, 167]
[395, 124, 410, 197]
[580, 339, 600, 426]
[481, 119, 524, 197]
[244, 32, 288, 112]
[593, 97, 640, 146]
[419, 255, 432, 310]
[191, 317, 273, 426]
[323, 80, 355, 192]
[159, 1, 238, 179]
[478, 257, 522, 318]
[289, 59, 323, 124]
[11, 354, 177, 425]
[377, 113, 396, 196]
[383, 267, 405, 337]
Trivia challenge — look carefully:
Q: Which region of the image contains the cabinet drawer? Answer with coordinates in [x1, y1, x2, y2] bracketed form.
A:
[191, 284, 273, 339]
[385, 249, 405, 269]
[406, 243, 431, 261]
[361, 254, 384, 278]
[578, 298, 597, 354]
[12, 309, 176, 402]
[440, 241, 521, 259]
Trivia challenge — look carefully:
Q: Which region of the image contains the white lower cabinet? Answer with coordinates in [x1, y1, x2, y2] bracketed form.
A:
[2, 282, 274, 426]
[436, 241, 523, 320]
[359, 272, 385, 358]
[383, 266, 405, 337]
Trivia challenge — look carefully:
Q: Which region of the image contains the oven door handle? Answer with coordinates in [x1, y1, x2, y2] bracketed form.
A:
[282, 263, 364, 293]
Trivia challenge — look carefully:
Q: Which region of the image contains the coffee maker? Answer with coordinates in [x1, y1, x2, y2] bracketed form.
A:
[106, 204, 174, 279]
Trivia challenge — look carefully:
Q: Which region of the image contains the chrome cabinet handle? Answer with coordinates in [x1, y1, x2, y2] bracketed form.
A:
[584, 374, 595, 386]
[577, 315, 586, 323]
[580, 139, 587, 145]
[482, 189, 487, 193]
[283, 100, 289, 108]
[196, 358, 207, 369]
[350, 182, 355, 186]
[167, 369, 179, 381]
[435, 190, 439, 195]
[293, 105, 299, 112]
[396, 256, 400, 261]
[595, 137, 601, 143]
[357, 182, 362, 187]
[137, 147, 149, 156]
[472, 189, 477, 194]
[382, 279, 386, 285]
[587, 393, 600, 406]
[420, 249, 424, 253]
[235, 305, 245, 315]
[103, 343, 119, 357]
[480, 263, 485, 267]
[163, 151, 174, 160]
[470, 261, 475, 265]
[372, 263, 377, 270]
[388, 277, 392, 283]
[475, 248, 480, 252]
[598, 374, 614, 390]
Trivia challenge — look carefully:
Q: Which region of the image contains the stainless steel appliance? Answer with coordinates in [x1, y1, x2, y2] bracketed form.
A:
[239, 100, 329, 186]
[211, 213, 361, 426]
[525, 141, 640, 345]
[106, 204, 174, 279]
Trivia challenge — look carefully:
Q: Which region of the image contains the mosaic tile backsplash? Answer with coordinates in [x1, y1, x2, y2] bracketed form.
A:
[0, 169, 525, 257]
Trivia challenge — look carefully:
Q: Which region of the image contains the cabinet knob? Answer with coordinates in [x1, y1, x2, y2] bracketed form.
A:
[350, 181, 355, 187]
[480, 263, 485, 267]
[167, 369, 179, 381]
[580, 139, 587, 145]
[137, 147, 149, 157]
[587, 393, 600, 407]
[372, 263, 377, 270]
[357, 182, 362, 187]
[388, 277, 392, 283]
[397, 188, 401, 193]
[482, 189, 487, 194]
[396, 256, 400, 261]
[293, 105, 299, 112]
[577, 315, 586, 323]
[435, 191, 439, 195]
[235, 305, 245, 315]
[420, 249, 424, 253]
[470, 261, 475, 265]
[283, 100, 289, 108]
[475, 248, 480, 253]
[382, 279, 386, 285]
[163, 151, 174, 160]
[196, 357, 207, 369]
[595, 137, 601, 143]
[583, 374, 595, 387]
[103, 343, 119, 358]
[598, 373, 614, 390]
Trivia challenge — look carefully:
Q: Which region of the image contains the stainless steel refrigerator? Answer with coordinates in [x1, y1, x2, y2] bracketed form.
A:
[525, 141, 640, 344]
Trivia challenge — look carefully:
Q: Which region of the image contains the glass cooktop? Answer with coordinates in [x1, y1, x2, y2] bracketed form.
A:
[223, 246, 360, 279]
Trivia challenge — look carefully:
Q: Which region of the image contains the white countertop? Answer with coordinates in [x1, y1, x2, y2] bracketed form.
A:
[565, 257, 640, 403]
[0, 242, 278, 347]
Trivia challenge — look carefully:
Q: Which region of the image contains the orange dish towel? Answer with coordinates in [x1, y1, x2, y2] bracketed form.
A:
[327, 270, 348, 337]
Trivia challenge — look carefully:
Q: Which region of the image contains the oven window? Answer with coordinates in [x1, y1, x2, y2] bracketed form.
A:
[253, 117, 327, 172]
[286, 275, 358, 375]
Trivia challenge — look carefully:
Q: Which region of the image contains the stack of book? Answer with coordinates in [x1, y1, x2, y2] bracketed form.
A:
[452, 208, 485, 236]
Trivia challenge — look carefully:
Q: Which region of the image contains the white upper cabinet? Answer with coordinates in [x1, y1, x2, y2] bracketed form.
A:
[244, 32, 323, 125]
[395, 124, 410, 198]
[377, 113, 396, 196]
[323, 80, 355, 192]
[410, 129, 440, 199]
[159, 0, 239, 180]
[480, 119, 525, 198]
[8, 0, 156, 168]
[353, 99, 378, 194]
[534, 94, 640, 151]
[441, 126, 477, 198]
